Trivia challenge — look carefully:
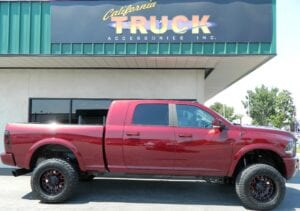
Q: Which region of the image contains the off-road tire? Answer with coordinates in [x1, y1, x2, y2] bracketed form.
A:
[235, 164, 286, 210]
[31, 158, 78, 203]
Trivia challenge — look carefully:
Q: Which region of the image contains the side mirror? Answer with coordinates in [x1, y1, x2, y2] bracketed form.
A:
[212, 119, 226, 131]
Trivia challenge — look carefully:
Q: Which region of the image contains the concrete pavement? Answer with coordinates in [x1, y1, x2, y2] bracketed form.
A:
[0, 168, 299, 211]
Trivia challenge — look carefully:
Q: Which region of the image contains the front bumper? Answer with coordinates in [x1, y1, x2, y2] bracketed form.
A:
[0, 152, 16, 166]
[284, 156, 299, 179]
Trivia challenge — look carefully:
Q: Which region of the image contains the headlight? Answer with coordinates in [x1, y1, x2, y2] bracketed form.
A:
[285, 140, 296, 156]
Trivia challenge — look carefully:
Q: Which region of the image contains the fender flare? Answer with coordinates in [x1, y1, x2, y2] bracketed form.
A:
[227, 144, 285, 177]
[24, 138, 86, 171]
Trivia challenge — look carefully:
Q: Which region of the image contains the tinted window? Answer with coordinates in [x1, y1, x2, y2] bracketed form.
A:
[176, 105, 214, 128]
[30, 99, 70, 124]
[133, 104, 169, 126]
[30, 99, 111, 125]
[71, 99, 111, 125]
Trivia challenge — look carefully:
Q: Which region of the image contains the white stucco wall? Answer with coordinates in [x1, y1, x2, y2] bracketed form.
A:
[0, 68, 205, 167]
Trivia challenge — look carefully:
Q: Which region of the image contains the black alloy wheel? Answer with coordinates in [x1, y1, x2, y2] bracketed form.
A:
[249, 175, 276, 202]
[40, 169, 65, 195]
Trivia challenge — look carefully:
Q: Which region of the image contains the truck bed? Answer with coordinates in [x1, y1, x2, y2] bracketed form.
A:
[5, 123, 106, 172]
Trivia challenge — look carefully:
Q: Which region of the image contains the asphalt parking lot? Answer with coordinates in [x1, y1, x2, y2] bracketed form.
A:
[0, 170, 299, 211]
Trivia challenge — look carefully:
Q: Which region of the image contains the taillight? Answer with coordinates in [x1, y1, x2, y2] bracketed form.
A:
[4, 130, 11, 149]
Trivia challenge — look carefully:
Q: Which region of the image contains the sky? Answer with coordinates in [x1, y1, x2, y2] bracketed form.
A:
[206, 0, 300, 122]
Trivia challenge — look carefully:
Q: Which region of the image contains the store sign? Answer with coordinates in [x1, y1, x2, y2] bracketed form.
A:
[51, 0, 273, 43]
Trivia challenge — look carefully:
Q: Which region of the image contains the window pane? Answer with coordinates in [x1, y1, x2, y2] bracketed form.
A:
[71, 99, 112, 125]
[176, 105, 214, 128]
[133, 104, 169, 126]
[30, 99, 70, 124]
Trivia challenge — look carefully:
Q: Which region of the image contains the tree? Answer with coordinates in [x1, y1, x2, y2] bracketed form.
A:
[242, 85, 296, 128]
[270, 90, 296, 128]
[210, 102, 240, 122]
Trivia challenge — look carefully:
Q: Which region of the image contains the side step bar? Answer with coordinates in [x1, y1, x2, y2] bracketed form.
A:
[12, 168, 31, 177]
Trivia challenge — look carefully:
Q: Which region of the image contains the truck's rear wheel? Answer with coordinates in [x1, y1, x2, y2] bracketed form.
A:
[235, 164, 285, 210]
[31, 158, 78, 203]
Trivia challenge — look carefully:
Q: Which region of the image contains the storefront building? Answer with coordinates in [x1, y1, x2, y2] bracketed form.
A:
[0, 0, 276, 166]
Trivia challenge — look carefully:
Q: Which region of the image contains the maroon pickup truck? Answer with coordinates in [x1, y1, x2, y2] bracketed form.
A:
[1, 100, 298, 210]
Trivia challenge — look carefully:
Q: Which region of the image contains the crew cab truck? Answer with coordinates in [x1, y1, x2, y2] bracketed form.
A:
[1, 100, 298, 210]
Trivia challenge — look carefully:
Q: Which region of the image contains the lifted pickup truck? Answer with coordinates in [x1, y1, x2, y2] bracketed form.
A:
[1, 100, 298, 210]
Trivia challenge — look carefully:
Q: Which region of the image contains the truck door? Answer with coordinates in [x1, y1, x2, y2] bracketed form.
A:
[123, 102, 176, 174]
[173, 104, 233, 176]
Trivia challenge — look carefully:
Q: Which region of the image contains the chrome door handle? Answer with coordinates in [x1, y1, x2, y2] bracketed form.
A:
[178, 133, 193, 138]
[125, 131, 140, 136]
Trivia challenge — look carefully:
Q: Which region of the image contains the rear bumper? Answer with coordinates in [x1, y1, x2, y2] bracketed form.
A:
[284, 156, 299, 179]
[0, 152, 16, 166]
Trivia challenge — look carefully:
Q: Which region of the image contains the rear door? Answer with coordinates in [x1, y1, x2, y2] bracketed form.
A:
[173, 104, 233, 176]
[123, 102, 176, 174]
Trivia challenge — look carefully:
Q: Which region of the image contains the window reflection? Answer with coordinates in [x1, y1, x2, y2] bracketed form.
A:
[176, 105, 214, 128]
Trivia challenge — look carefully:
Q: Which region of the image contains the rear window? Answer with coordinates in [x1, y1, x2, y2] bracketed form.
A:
[132, 104, 169, 126]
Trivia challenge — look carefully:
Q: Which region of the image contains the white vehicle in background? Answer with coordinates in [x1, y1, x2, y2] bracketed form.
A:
[294, 133, 300, 149]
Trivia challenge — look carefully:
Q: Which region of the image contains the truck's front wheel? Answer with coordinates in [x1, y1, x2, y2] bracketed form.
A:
[235, 164, 286, 210]
[31, 158, 78, 203]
